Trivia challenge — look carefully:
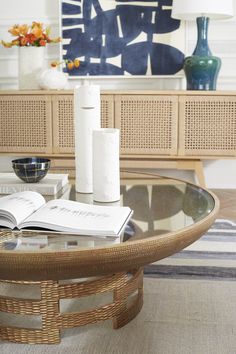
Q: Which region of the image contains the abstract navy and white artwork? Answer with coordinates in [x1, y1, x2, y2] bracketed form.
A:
[60, 0, 185, 77]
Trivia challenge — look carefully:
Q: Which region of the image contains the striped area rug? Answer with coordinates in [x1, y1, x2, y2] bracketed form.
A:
[144, 219, 236, 280]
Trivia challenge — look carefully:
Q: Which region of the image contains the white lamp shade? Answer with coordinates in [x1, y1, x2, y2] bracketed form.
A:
[171, 0, 234, 20]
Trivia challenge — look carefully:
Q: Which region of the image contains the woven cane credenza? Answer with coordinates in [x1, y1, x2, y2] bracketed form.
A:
[1, 90, 236, 186]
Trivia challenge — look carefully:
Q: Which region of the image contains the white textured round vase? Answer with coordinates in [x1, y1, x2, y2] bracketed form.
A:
[39, 66, 68, 90]
[18, 46, 45, 90]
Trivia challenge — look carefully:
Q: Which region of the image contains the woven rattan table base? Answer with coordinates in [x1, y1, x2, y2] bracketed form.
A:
[0, 268, 143, 344]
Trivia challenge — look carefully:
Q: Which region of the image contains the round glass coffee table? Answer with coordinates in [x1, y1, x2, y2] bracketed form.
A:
[0, 172, 219, 344]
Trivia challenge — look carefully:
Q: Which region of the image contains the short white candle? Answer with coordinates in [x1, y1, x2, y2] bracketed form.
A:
[93, 129, 120, 202]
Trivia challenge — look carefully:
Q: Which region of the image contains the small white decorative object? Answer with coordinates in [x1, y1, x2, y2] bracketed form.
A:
[93, 129, 120, 203]
[74, 83, 101, 193]
[18, 46, 45, 89]
[39, 66, 68, 90]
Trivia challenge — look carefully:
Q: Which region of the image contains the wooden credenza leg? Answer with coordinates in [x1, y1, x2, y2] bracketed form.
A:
[177, 159, 206, 188]
[194, 160, 206, 188]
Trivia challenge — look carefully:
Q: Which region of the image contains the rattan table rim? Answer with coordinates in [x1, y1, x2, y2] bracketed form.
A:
[0, 173, 220, 281]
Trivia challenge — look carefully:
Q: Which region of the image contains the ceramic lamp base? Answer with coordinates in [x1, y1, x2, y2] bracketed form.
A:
[184, 55, 221, 91]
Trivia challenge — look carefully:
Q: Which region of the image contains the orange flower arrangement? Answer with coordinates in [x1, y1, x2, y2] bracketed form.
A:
[0, 22, 60, 47]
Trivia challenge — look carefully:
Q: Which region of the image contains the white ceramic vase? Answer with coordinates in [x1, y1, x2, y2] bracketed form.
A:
[39, 66, 68, 90]
[18, 46, 45, 90]
[93, 129, 120, 202]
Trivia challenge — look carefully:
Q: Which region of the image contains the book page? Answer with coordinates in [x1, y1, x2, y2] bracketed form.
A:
[20, 199, 132, 236]
[0, 191, 45, 227]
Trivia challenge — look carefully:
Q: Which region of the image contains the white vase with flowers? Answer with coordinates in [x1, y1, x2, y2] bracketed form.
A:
[0, 22, 60, 90]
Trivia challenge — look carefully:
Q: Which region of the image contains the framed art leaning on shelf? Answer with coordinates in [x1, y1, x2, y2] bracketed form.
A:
[60, 0, 185, 77]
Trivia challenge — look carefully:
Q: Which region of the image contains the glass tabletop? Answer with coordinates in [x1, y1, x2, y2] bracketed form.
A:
[0, 172, 215, 252]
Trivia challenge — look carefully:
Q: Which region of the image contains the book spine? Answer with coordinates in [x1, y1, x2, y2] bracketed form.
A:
[0, 185, 57, 195]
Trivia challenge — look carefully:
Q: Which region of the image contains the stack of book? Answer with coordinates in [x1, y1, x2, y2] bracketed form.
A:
[0, 173, 69, 196]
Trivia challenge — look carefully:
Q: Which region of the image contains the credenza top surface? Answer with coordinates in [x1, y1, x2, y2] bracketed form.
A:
[0, 90, 236, 96]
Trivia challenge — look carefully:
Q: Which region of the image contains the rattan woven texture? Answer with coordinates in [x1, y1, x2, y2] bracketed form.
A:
[52, 95, 114, 154]
[115, 95, 178, 155]
[0, 269, 143, 344]
[179, 96, 236, 156]
[52, 95, 74, 154]
[0, 203, 219, 282]
[0, 95, 52, 154]
[1, 90, 236, 160]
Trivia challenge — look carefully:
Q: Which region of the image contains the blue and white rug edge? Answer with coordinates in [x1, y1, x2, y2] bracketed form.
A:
[144, 219, 236, 281]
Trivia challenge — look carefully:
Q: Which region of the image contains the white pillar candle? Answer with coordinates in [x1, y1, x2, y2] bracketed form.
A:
[74, 84, 101, 193]
[76, 83, 100, 134]
[78, 83, 100, 109]
[93, 129, 120, 202]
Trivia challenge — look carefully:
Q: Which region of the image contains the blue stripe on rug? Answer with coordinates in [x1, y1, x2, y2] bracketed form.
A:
[144, 264, 236, 280]
[201, 235, 236, 242]
[144, 219, 236, 280]
[170, 250, 236, 260]
[211, 220, 236, 230]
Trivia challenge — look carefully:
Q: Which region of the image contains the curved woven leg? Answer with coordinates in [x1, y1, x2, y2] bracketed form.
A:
[113, 268, 143, 329]
[0, 268, 143, 344]
[0, 280, 60, 344]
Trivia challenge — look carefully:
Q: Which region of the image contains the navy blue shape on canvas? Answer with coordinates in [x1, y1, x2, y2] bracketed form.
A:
[61, 0, 184, 76]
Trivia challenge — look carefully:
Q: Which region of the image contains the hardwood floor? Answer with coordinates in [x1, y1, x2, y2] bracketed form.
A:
[211, 189, 236, 221]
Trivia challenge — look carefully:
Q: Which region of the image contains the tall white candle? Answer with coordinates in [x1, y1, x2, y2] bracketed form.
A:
[78, 83, 100, 109]
[93, 129, 120, 202]
[74, 84, 101, 193]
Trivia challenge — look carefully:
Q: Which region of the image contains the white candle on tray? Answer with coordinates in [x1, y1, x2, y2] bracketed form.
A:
[93, 129, 120, 202]
[74, 84, 101, 193]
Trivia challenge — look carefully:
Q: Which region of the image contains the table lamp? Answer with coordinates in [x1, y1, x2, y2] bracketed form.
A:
[171, 0, 234, 90]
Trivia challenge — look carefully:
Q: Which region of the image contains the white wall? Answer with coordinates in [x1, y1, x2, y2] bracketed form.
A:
[0, 0, 236, 188]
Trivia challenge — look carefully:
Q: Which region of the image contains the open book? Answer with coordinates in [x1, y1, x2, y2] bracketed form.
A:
[0, 191, 133, 237]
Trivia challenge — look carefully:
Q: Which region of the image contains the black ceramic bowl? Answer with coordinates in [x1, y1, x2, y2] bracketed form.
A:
[12, 157, 51, 183]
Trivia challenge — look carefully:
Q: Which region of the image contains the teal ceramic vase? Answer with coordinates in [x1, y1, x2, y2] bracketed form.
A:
[184, 17, 221, 90]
